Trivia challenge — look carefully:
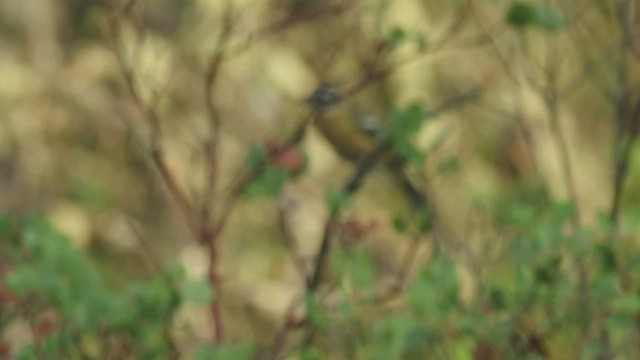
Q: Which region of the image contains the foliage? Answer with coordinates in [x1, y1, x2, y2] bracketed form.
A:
[0, 215, 235, 359]
[288, 197, 640, 359]
[389, 103, 431, 164]
[506, 3, 566, 30]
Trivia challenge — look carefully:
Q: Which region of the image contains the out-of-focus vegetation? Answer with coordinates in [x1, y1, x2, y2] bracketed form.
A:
[1, 0, 640, 358]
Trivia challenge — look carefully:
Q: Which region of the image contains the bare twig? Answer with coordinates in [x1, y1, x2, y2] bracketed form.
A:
[609, 0, 638, 232]
[197, 2, 235, 343]
[602, 1, 639, 357]
[268, 292, 306, 360]
[201, 3, 234, 225]
[106, 13, 199, 238]
[277, 199, 311, 280]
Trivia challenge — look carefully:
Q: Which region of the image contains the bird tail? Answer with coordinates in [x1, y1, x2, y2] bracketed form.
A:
[391, 171, 427, 209]
[390, 170, 435, 234]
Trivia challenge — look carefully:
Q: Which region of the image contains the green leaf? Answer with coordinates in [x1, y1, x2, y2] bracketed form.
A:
[0, 213, 12, 238]
[621, 206, 640, 231]
[351, 251, 376, 289]
[596, 210, 613, 233]
[430, 254, 459, 299]
[508, 203, 536, 228]
[388, 26, 407, 46]
[70, 176, 111, 211]
[388, 103, 429, 163]
[533, 256, 561, 284]
[243, 166, 290, 198]
[327, 189, 350, 216]
[596, 243, 617, 273]
[506, 3, 565, 30]
[163, 261, 186, 282]
[592, 273, 619, 302]
[414, 32, 428, 52]
[5, 266, 40, 294]
[304, 293, 328, 326]
[417, 208, 432, 234]
[534, 6, 565, 29]
[181, 280, 215, 305]
[506, 3, 537, 27]
[195, 344, 254, 360]
[392, 216, 407, 234]
[20, 215, 49, 251]
[16, 344, 38, 360]
[392, 140, 425, 164]
[487, 286, 507, 310]
[40, 332, 64, 356]
[125, 278, 178, 320]
[106, 297, 137, 329]
[403, 325, 431, 352]
[513, 267, 535, 303]
[300, 348, 322, 360]
[331, 250, 350, 274]
[550, 201, 575, 225]
[138, 332, 170, 359]
[407, 271, 433, 317]
[452, 337, 474, 360]
[612, 294, 640, 315]
[390, 103, 428, 137]
[607, 313, 634, 330]
[437, 157, 460, 174]
[245, 143, 267, 168]
[580, 343, 603, 360]
[371, 315, 414, 359]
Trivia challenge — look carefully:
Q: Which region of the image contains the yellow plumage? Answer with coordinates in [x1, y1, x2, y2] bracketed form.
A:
[308, 84, 391, 163]
[313, 103, 379, 163]
[307, 84, 427, 209]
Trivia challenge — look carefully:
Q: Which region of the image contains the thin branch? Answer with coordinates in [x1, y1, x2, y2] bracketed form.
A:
[543, 66, 583, 227]
[213, 111, 315, 234]
[268, 293, 306, 360]
[196, 1, 236, 344]
[277, 198, 311, 280]
[126, 220, 164, 273]
[602, 1, 637, 357]
[564, 11, 621, 102]
[470, 4, 521, 85]
[559, 38, 622, 101]
[106, 13, 199, 237]
[201, 2, 234, 225]
[203, 226, 225, 343]
[609, 0, 636, 232]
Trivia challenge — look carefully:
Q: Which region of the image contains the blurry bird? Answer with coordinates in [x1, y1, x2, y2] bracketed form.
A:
[307, 84, 429, 211]
[308, 85, 382, 162]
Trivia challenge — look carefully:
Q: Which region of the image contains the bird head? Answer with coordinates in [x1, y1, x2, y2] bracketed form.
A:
[307, 84, 344, 112]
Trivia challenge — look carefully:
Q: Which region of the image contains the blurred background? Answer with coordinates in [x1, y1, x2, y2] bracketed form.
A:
[1, 0, 639, 358]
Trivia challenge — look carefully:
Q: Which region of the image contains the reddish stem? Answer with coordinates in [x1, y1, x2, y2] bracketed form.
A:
[203, 227, 224, 343]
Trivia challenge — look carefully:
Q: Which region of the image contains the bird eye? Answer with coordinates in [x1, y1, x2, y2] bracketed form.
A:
[308, 84, 343, 110]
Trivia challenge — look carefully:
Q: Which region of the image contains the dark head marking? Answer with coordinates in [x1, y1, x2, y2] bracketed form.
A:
[307, 84, 344, 111]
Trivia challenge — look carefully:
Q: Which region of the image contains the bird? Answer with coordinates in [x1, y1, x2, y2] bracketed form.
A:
[308, 85, 381, 161]
[306, 84, 429, 212]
